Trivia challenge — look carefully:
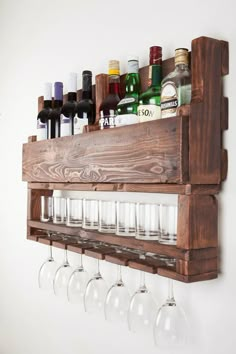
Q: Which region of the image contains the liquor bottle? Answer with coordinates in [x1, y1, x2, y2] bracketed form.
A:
[99, 60, 121, 129]
[60, 72, 77, 137]
[74, 70, 95, 134]
[137, 46, 162, 122]
[37, 82, 52, 141]
[116, 56, 140, 127]
[161, 48, 191, 118]
[48, 82, 63, 139]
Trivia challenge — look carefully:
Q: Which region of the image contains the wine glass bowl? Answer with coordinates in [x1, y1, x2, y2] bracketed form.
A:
[53, 249, 72, 299]
[67, 254, 89, 304]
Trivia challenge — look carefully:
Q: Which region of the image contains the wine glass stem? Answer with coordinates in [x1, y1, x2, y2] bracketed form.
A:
[168, 279, 175, 301]
[97, 259, 100, 274]
[64, 249, 68, 264]
[79, 254, 83, 267]
[48, 245, 53, 259]
[140, 271, 146, 288]
[117, 265, 122, 282]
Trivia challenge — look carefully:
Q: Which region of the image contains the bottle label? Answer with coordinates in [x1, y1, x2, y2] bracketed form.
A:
[60, 114, 72, 137]
[161, 82, 178, 118]
[99, 115, 116, 129]
[117, 97, 135, 106]
[37, 119, 47, 140]
[74, 114, 88, 134]
[116, 114, 139, 127]
[137, 105, 161, 122]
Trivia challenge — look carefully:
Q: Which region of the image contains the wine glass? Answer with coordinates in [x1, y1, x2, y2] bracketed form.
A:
[53, 247, 72, 300]
[128, 271, 157, 334]
[38, 231, 58, 291]
[153, 279, 189, 349]
[84, 259, 107, 314]
[67, 253, 89, 304]
[104, 264, 130, 323]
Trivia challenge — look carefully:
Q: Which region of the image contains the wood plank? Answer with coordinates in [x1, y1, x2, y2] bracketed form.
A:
[176, 258, 218, 275]
[105, 251, 139, 266]
[157, 267, 218, 283]
[23, 116, 188, 184]
[220, 40, 229, 75]
[190, 36, 223, 184]
[177, 194, 218, 249]
[84, 247, 115, 260]
[128, 257, 167, 274]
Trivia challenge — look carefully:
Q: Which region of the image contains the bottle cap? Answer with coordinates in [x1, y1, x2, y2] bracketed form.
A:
[82, 70, 92, 76]
[127, 56, 139, 74]
[149, 46, 162, 65]
[108, 60, 120, 75]
[68, 72, 77, 93]
[175, 48, 189, 65]
[43, 82, 52, 101]
[54, 82, 63, 101]
[128, 55, 139, 62]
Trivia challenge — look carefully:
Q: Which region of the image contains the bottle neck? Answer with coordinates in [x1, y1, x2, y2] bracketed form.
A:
[175, 63, 189, 70]
[108, 74, 120, 95]
[44, 100, 52, 109]
[53, 100, 63, 109]
[67, 92, 77, 102]
[82, 75, 92, 99]
[150, 64, 162, 87]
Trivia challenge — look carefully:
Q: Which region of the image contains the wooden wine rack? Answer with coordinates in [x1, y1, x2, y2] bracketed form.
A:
[22, 36, 229, 283]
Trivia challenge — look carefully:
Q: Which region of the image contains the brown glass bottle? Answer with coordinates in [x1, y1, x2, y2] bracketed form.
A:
[99, 60, 121, 129]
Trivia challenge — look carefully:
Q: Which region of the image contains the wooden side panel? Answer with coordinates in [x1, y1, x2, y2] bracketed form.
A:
[176, 258, 218, 275]
[189, 36, 225, 184]
[22, 116, 188, 184]
[177, 194, 218, 250]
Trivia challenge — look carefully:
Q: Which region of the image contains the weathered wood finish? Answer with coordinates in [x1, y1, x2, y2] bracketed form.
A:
[23, 116, 188, 184]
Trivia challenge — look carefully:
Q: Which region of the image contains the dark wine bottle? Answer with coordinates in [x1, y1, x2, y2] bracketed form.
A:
[74, 70, 95, 134]
[60, 73, 77, 137]
[48, 82, 63, 139]
[37, 82, 52, 141]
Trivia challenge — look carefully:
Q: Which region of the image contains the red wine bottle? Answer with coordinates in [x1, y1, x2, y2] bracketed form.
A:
[74, 70, 95, 134]
[37, 82, 52, 141]
[60, 73, 77, 137]
[48, 82, 63, 139]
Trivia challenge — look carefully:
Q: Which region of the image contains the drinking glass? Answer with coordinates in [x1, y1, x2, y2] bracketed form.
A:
[116, 201, 136, 236]
[128, 271, 157, 333]
[67, 253, 89, 304]
[53, 247, 72, 299]
[98, 200, 116, 233]
[135, 202, 160, 240]
[53, 197, 66, 224]
[159, 204, 178, 245]
[40, 196, 53, 222]
[66, 197, 83, 227]
[104, 265, 130, 323]
[84, 259, 107, 314]
[82, 199, 99, 230]
[153, 279, 189, 349]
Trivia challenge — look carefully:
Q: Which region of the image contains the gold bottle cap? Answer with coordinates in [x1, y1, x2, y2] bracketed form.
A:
[108, 60, 120, 75]
[175, 48, 189, 65]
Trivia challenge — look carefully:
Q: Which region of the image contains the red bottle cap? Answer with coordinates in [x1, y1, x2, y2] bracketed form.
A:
[149, 46, 162, 65]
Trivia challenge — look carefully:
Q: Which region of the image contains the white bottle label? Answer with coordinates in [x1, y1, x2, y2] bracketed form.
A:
[161, 82, 178, 118]
[74, 114, 88, 134]
[137, 105, 161, 122]
[117, 97, 135, 106]
[116, 114, 139, 127]
[60, 114, 72, 137]
[37, 119, 47, 140]
[99, 115, 116, 129]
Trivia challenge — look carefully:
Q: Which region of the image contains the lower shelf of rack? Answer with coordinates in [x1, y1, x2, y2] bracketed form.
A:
[27, 220, 218, 283]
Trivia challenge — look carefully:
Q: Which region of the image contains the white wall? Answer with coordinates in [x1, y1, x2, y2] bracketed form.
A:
[0, 0, 235, 353]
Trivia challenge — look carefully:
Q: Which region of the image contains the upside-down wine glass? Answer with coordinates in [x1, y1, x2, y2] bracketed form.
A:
[67, 253, 89, 304]
[153, 279, 189, 349]
[53, 242, 72, 300]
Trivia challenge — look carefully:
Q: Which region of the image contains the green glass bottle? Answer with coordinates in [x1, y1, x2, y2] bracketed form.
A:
[137, 46, 162, 122]
[116, 56, 140, 126]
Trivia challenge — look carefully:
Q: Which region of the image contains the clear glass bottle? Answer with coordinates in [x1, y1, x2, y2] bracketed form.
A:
[137, 46, 162, 122]
[99, 60, 121, 129]
[116, 56, 140, 126]
[161, 48, 191, 118]
[74, 70, 95, 135]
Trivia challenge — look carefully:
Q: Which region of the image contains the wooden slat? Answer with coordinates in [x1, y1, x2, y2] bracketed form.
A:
[23, 117, 188, 184]
[128, 257, 167, 274]
[190, 36, 223, 184]
[177, 194, 218, 250]
[220, 40, 229, 75]
[221, 97, 228, 131]
[176, 258, 218, 275]
[157, 267, 218, 283]
[84, 247, 115, 260]
[105, 251, 139, 266]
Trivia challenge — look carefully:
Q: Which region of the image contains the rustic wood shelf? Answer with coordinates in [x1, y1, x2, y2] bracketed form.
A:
[23, 35, 229, 283]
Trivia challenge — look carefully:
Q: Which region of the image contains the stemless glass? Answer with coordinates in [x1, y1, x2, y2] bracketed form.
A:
[104, 264, 130, 323]
[98, 200, 116, 233]
[53, 247, 72, 299]
[84, 259, 107, 314]
[82, 199, 99, 230]
[53, 197, 66, 224]
[135, 202, 160, 240]
[38, 232, 59, 291]
[153, 279, 189, 349]
[128, 271, 157, 333]
[67, 253, 89, 304]
[159, 204, 178, 245]
[116, 201, 136, 236]
[40, 196, 53, 222]
[66, 197, 83, 227]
